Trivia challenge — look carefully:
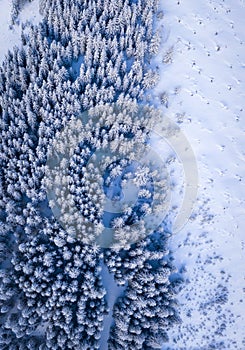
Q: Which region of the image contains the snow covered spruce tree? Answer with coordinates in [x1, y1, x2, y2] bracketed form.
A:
[0, 0, 179, 348]
[105, 230, 180, 349]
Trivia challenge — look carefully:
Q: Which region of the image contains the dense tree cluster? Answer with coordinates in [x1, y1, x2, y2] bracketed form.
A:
[44, 102, 168, 249]
[0, 0, 179, 348]
[105, 231, 180, 349]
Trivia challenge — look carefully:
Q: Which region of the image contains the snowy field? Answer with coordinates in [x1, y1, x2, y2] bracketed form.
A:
[0, 0, 244, 349]
[154, 1, 245, 349]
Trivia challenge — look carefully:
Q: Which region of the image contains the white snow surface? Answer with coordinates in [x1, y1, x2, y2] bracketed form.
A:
[0, 0, 42, 63]
[100, 263, 126, 350]
[0, 0, 244, 349]
[152, 1, 244, 349]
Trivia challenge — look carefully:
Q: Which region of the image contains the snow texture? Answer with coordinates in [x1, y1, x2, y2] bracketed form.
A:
[152, 1, 244, 349]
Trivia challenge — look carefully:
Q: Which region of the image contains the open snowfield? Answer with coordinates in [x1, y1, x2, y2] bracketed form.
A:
[154, 0, 245, 349]
[0, 0, 244, 349]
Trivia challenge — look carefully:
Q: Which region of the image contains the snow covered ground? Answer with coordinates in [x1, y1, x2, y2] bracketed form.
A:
[100, 263, 126, 350]
[153, 1, 245, 349]
[0, 0, 42, 63]
[0, 0, 244, 349]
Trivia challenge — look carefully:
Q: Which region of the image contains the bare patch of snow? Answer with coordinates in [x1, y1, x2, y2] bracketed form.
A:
[0, 0, 42, 63]
[100, 261, 126, 350]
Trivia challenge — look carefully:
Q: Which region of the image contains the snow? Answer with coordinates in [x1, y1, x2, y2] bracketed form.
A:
[152, 0, 245, 349]
[0, 0, 42, 63]
[100, 262, 126, 350]
[0, 0, 244, 348]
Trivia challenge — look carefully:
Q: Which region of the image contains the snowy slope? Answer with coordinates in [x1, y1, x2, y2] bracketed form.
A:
[153, 1, 245, 349]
